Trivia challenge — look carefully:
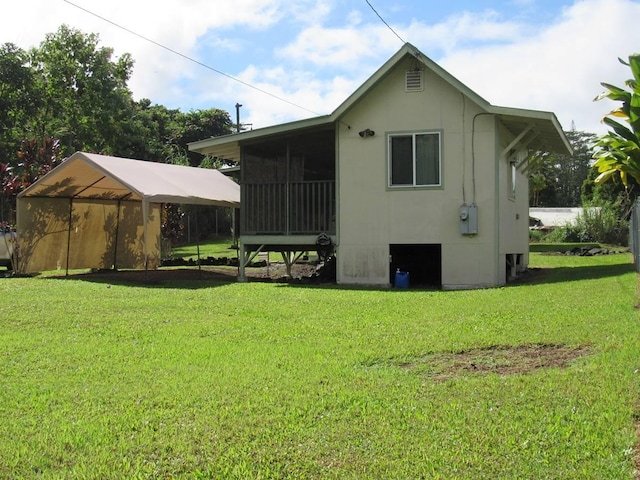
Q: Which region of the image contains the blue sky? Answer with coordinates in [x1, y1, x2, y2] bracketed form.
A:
[3, 0, 640, 134]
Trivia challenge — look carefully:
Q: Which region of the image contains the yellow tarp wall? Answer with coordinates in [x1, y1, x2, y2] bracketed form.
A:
[17, 198, 161, 273]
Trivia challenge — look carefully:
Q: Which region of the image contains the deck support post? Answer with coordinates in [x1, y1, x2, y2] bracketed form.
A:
[238, 242, 247, 282]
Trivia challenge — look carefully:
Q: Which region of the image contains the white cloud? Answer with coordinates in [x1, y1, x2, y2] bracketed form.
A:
[1, 0, 287, 105]
[276, 24, 399, 69]
[438, 0, 640, 134]
[249, 0, 640, 133]
[286, 0, 334, 26]
[405, 10, 527, 55]
[226, 63, 362, 128]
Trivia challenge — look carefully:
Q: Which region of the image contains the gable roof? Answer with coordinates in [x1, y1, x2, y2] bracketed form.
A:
[189, 42, 571, 161]
[18, 151, 240, 207]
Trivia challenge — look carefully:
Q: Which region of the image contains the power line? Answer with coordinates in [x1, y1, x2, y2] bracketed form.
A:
[364, 0, 405, 45]
[62, 0, 321, 116]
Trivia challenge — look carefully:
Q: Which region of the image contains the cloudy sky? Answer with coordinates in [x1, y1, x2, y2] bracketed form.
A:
[2, 0, 639, 134]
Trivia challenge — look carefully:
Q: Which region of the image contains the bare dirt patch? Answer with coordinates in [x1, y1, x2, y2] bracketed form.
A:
[51, 262, 325, 286]
[386, 343, 592, 381]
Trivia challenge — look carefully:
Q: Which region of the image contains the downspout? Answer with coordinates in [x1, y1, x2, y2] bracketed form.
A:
[494, 117, 502, 285]
[335, 125, 341, 284]
[238, 143, 246, 282]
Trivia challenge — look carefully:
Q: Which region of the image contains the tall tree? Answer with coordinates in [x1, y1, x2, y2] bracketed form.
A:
[115, 103, 233, 165]
[177, 108, 234, 165]
[29, 25, 135, 156]
[0, 43, 37, 164]
[557, 129, 597, 206]
[529, 127, 595, 207]
[116, 100, 179, 162]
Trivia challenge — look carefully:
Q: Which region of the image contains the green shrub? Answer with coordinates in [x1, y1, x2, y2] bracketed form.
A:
[575, 202, 628, 245]
[531, 203, 629, 246]
[545, 225, 577, 243]
[528, 228, 545, 243]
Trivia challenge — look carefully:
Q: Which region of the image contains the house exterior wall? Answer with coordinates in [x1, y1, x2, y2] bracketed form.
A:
[496, 122, 531, 283]
[336, 57, 506, 288]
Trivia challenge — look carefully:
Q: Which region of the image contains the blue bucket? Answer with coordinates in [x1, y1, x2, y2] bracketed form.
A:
[395, 271, 409, 289]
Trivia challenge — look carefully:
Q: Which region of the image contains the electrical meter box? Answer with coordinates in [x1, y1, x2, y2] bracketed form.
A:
[459, 204, 478, 235]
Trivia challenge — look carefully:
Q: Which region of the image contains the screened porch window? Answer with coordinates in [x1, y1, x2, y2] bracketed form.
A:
[389, 132, 441, 187]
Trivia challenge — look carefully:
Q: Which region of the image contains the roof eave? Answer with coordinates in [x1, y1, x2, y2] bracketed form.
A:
[490, 105, 573, 156]
[188, 114, 333, 158]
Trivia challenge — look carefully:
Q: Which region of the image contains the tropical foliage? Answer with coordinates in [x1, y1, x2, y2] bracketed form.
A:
[592, 54, 640, 186]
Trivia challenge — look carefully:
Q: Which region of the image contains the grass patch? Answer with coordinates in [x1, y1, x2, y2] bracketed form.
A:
[171, 238, 283, 264]
[170, 237, 238, 259]
[0, 252, 639, 478]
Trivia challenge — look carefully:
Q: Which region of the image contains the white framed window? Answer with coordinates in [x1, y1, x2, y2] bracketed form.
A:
[388, 131, 441, 187]
[508, 149, 526, 199]
[509, 161, 517, 199]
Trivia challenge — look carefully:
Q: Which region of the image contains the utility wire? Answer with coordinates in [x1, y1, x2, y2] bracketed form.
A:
[62, 0, 321, 116]
[364, 0, 405, 44]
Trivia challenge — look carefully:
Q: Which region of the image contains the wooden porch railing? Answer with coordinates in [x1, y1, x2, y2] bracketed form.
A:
[242, 181, 335, 235]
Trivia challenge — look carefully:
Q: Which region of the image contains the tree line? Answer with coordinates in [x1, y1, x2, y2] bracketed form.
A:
[530, 126, 635, 212]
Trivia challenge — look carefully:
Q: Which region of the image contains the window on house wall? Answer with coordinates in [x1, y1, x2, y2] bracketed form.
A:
[509, 161, 517, 199]
[388, 132, 441, 187]
[508, 150, 527, 199]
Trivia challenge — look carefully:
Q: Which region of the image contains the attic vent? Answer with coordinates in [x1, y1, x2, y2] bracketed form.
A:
[405, 69, 424, 92]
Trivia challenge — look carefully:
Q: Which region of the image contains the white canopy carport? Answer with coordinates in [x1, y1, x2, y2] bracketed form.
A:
[17, 151, 240, 273]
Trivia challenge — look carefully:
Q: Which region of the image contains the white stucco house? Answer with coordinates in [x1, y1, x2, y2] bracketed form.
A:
[189, 43, 571, 289]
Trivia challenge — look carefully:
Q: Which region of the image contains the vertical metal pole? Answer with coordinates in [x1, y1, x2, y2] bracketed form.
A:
[231, 207, 237, 246]
[65, 198, 73, 276]
[195, 204, 202, 277]
[238, 242, 246, 282]
[113, 199, 122, 270]
[286, 140, 290, 235]
[235, 103, 242, 133]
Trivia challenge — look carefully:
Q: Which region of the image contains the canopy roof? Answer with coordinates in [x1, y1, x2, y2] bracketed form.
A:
[19, 151, 240, 207]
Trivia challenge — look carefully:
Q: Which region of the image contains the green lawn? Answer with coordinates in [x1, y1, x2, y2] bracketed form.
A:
[171, 238, 238, 259]
[0, 252, 638, 478]
[170, 238, 282, 264]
